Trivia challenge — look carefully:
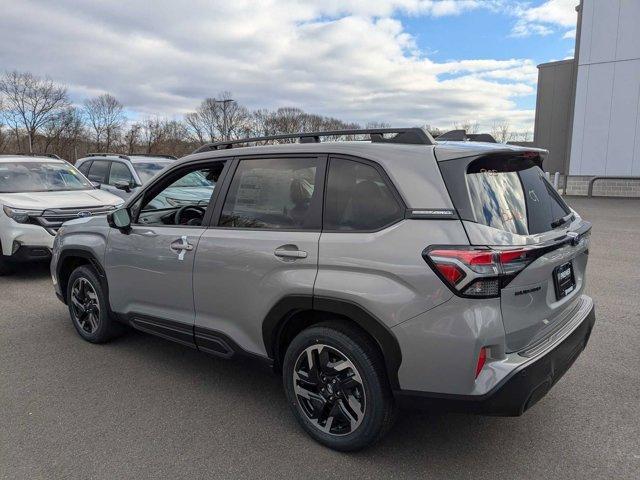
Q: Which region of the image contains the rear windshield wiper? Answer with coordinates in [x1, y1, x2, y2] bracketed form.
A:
[551, 213, 575, 229]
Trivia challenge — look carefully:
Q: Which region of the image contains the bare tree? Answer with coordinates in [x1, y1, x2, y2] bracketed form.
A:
[184, 112, 206, 144]
[124, 123, 142, 154]
[0, 71, 70, 152]
[140, 117, 167, 154]
[83, 93, 125, 151]
[491, 121, 512, 143]
[0, 119, 7, 153]
[41, 107, 84, 160]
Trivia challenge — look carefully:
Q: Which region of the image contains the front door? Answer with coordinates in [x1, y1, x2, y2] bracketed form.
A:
[105, 160, 227, 345]
[193, 155, 326, 357]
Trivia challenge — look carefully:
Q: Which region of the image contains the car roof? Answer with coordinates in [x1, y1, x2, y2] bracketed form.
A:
[0, 155, 66, 163]
[127, 156, 175, 164]
[77, 155, 175, 164]
[181, 139, 546, 165]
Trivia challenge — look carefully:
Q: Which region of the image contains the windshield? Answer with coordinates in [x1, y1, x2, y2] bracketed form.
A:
[0, 161, 93, 193]
[134, 161, 174, 183]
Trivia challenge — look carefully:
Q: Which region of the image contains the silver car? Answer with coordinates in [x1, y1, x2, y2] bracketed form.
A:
[51, 128, 595, 451]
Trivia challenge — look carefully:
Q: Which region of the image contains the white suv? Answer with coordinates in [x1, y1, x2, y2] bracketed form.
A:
[0, 154, 123, 274]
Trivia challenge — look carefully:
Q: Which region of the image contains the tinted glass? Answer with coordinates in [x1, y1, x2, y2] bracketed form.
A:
[77, 160, 92, 175]
[220, 157, 320, 229]
[108, 162, 134, 185]
[324, 158, 403, 231]
[466, 158, 570, 235]
[87, 160, 110, 183]
[0, 161, 93, 193]
[134, 161, 173, 183]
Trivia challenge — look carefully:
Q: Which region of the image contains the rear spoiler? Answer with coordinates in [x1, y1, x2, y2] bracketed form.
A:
[436, 130, 497, 143]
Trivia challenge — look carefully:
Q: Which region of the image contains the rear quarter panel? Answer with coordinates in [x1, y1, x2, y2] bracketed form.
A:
[315, 220, 468, 328]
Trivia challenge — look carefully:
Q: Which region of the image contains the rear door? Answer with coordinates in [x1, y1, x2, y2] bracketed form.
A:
[193, 155, 326, 357]
[438, 151, 591, 352]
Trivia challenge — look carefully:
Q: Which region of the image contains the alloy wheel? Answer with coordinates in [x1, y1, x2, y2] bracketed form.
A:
[70, 277, 101, 334]
[292, 344, 366, 436]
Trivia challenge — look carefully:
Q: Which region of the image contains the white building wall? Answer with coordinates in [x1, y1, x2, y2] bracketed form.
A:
[569, 0, 640, 176]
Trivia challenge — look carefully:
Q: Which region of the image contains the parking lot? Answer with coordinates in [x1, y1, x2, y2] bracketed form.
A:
[1, 196, 638, 479]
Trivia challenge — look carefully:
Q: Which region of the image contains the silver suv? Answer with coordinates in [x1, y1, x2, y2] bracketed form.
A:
[51, 128, 596, 451]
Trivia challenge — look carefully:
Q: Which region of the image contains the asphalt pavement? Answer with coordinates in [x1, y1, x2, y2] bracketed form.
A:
[1, 196, 639, 479]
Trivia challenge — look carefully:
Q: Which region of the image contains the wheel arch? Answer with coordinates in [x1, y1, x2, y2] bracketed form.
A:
[263, 295, 403, 389]
[57, 248, 107, 304]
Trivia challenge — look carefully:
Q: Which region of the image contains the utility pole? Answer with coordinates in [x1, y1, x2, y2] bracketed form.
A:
[214, 98, 234, 141]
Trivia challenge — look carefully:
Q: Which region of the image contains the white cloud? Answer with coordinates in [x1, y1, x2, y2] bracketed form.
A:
[511, 0, 578, 38]
[0, 0, 538, 131]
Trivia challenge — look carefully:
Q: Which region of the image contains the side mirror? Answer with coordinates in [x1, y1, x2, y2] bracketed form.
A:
[107, 207, 131, 232]
[114, 180, 132, 192]
[91, 181, 101, 189]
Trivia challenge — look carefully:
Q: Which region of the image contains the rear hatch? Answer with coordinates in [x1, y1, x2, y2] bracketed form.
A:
[436, 149, 591, 353]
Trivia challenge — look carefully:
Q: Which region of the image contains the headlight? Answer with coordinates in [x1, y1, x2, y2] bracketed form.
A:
[2, 205, 43, 223]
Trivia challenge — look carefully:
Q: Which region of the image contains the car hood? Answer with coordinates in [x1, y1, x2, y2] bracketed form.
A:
[0, 189, 123, 210]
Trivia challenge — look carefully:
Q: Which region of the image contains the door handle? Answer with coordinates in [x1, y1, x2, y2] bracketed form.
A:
[170, 236, 194, 261]
[274, 247, 307, 259]
[170, 238, 194, 251]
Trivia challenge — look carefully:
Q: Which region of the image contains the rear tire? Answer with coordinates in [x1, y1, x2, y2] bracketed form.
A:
[66, 265, 123, 343]
[283, 321, 396, 451]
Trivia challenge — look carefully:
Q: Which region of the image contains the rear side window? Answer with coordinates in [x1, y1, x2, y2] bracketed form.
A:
[465, 156, 570, 235]
[324, 158, 403, 231]
[87, 160, 110, 183]
[219, 157, 322, 230]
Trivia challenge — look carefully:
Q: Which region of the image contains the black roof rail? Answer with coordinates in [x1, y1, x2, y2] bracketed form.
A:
[127, 153, 178, 160]
[86, 152, 131, 160]
[436, 130, 497, 143]
[192, 127, 434, 154]
[1, 152, 62, 159]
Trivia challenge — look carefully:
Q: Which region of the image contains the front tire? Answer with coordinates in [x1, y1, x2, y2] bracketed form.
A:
[283, 322, 396, 451]
[66, 265, 123, 343]
[0, 255, 14, 276]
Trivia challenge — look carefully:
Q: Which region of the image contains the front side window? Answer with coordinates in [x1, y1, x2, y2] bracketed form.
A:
[466, 157, 570, 235]
[324, 158, 403, 231]
[87, 160, 110, 183]
[108, 162, 134, 185]
[77, 160, 92, 175]
[133, 162, 223, 226]
[219, 157, 320, 230]
[0, 161, 93, 193]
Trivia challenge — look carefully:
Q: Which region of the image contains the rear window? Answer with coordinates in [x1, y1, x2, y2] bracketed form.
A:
[465, 156, 569, 235]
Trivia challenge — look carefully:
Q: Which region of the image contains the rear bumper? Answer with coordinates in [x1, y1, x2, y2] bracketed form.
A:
[394, 300, 595, 416]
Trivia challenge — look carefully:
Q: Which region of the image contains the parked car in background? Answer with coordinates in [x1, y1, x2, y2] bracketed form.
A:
[0, 154, 123, 275]
[75, 153, 213, 210]
[75, 153, 177, 200]
[52, 128, 595, 451]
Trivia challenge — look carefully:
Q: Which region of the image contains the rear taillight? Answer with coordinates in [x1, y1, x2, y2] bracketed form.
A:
[475, 347, 487, 378]
[423, 246, 538, 298]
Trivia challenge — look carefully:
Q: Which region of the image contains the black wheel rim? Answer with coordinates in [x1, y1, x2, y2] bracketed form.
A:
[70, 277, 100, 334]
[293, 344, 366, 436]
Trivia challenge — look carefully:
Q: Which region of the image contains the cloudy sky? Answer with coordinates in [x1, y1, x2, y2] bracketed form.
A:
[0, 0, 578, 132]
